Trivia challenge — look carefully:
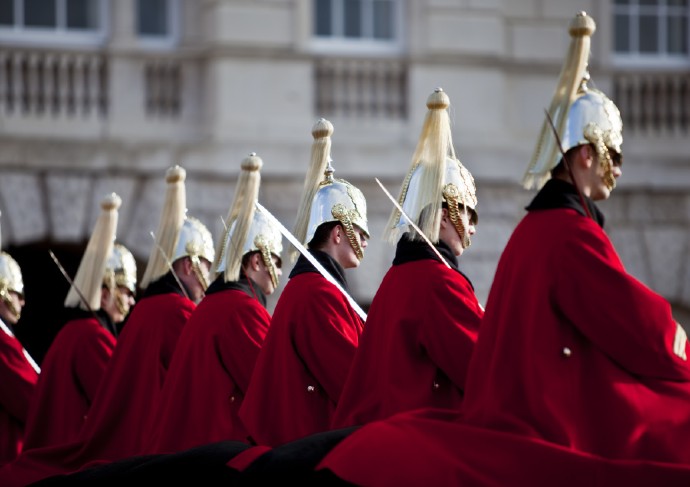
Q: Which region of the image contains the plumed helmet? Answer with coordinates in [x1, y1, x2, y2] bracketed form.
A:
[140, 166, 215, 292]
[385, 88, 477, 247]
[561, 80, 622, 157]
[305, 160, 369, 259]
[171, 216, 215, 267]
[524, 11, 623, 191]
[65, 193, 121, 311]
[217, 210, 284, 288]
[292, 119, 369, 261]
[105, 243, 137, 294]
[166, 216, 214, 293]
[214, 153, 283, 288]
[140, 165, 187, 290]
[398, 156, 477, 227]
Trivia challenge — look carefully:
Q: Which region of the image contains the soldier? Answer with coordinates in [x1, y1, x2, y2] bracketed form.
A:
[102, 243, 138, 335]
[317, 12, 690, 486]
[22, 194, 138, 451]
[0, 165, 215, 486]
[144, 153, 283, 454]
[238, 118, 369, 447]
[331, 87, 484, 430]
[0, 211, 38, 466]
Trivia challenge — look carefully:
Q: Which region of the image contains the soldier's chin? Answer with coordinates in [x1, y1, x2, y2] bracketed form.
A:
[462, 235, 472, 249]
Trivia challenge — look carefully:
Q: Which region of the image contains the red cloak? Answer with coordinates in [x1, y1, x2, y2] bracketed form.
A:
[0, 325, 38, 465]
[144, 284, 271, 453]
[239, 269, 363, 447]
[22, 315, 116, 451]
[318, 186, 690, 485]
[0, 286, 195, 486]
[332, 238, 483, 429]
[318, 408, 690, 487]
[458, 206, 690, 462]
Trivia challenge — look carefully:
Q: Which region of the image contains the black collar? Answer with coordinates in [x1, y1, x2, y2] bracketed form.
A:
[289, 249, 350, 293]
[205, 274, 268, 308]
[392, 233, 474, 291]
[141, 271, 190, 299]
[62, 306, 117, 338]
[526, 178, 605, 228]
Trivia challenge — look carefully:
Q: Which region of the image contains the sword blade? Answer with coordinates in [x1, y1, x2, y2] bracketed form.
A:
[49, 250, 100, 318]
[255, 202, 367, 322]
[149, 232, 191, 301]
[375, 177, 451, 269]
[0, 319, 40, 373]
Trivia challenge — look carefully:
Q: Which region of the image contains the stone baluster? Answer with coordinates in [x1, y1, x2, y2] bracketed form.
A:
[44, 53, 56, 114]
[27, 52, 39, 114]
[73, 54, 85, 115]
[11, 52, 23, 114]
[58, 54, 70, 115]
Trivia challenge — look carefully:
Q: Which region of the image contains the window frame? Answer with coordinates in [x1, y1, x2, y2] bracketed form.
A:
[612, 0, 690, 68]
[135, 0, 180, 51]
[0, 0, 108, 48]
[310, 0, 405, 56]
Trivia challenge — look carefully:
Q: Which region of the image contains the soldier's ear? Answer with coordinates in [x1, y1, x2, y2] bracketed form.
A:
[579, 145, 595, 168]
[331, 224, 342, 243]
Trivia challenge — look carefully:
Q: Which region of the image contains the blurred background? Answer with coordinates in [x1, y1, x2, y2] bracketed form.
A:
[1, 0, 689, 364]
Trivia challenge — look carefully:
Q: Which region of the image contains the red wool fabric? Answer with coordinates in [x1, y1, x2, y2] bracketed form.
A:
[239, 272, 363, 447]
[0, 292, 195, 486]
[0, 328, 38, 466]
[145, 288, 271, 453]
[319, 207, 690, 486]
[332, 256, 483, 429]
[22, 317, 116, 451]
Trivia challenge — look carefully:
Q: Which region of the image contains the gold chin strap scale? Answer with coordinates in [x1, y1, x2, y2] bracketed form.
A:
[189, 254, 209, 293]
[254, 234, 279, 289]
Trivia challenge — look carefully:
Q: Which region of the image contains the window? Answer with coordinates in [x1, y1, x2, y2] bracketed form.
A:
[136, 0, 178, 47]
[0, 0, 106, 46]
[614, 0, 690, 64]
[313, 0, 403, 54]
